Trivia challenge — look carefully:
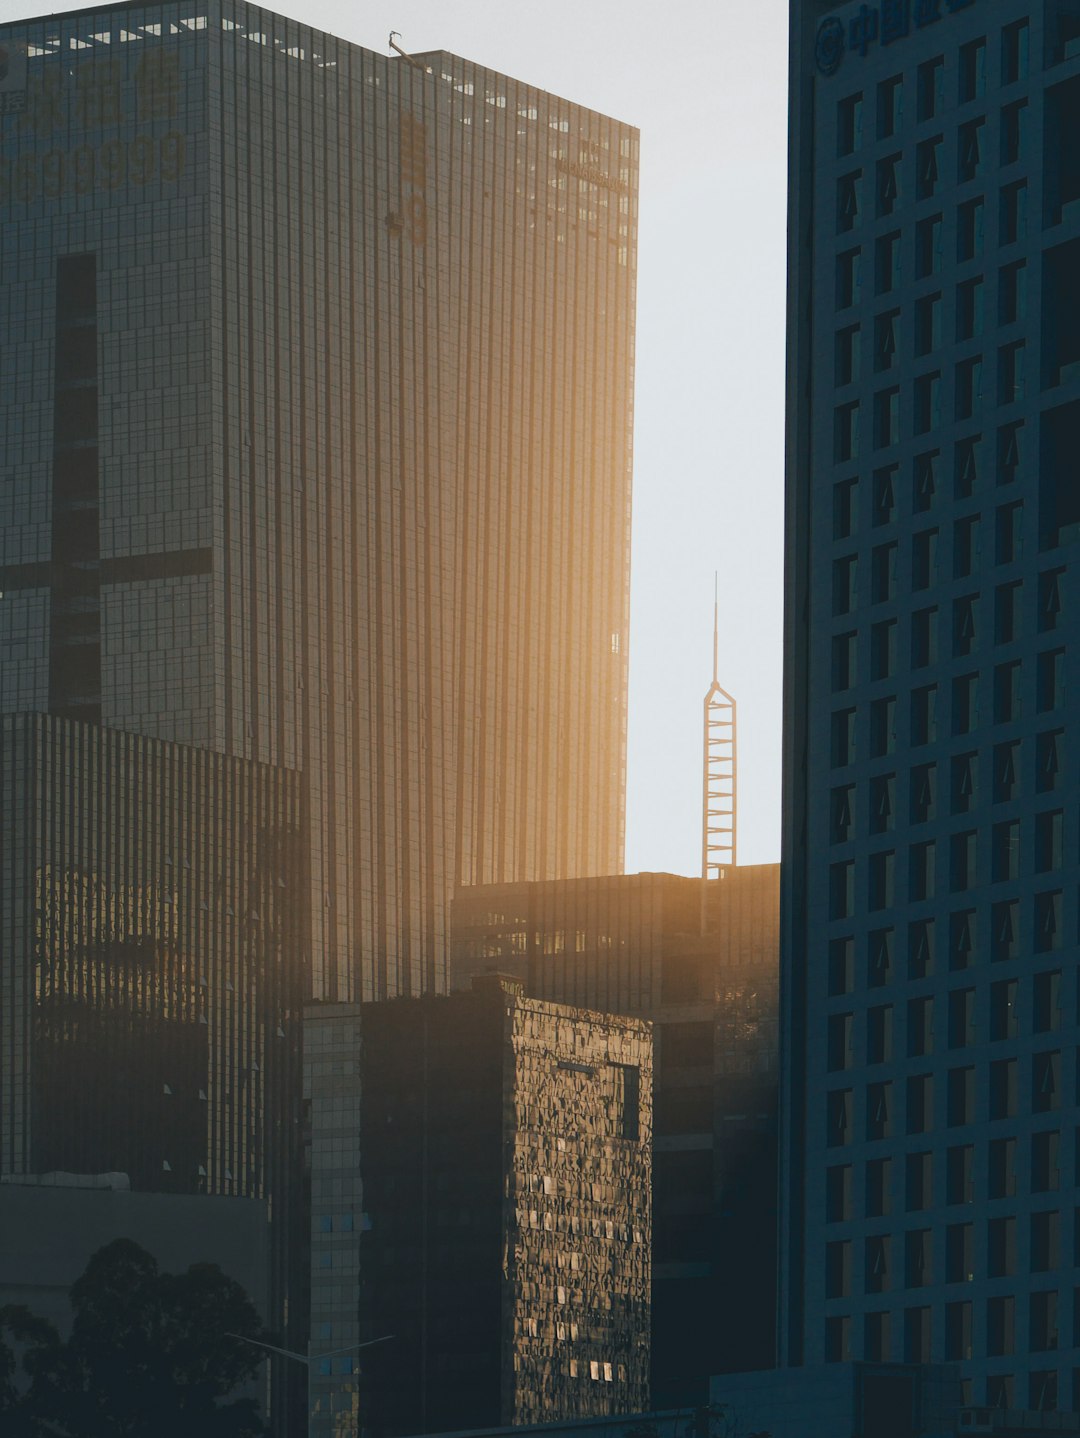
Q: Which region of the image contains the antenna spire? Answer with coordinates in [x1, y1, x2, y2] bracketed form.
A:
[702, 577, 736, 884]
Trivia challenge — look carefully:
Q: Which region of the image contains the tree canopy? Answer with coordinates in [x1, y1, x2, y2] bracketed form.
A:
[2, 1238, 268, 1437]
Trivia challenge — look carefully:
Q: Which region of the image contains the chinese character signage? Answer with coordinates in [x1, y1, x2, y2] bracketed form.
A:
[816, 0, 977, 75]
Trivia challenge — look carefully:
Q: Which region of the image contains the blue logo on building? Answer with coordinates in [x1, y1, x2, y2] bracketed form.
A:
[816, 17, 846, 75]
[817, 0, 978, 77]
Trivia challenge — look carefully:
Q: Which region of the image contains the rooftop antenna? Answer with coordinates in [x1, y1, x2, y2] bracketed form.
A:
[702, 572, 737, 881]
[389, 31, 432, 73]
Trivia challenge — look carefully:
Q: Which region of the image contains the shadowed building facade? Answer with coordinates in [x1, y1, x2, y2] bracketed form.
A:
[304, 977, 652, 1437]
[0, 710, 307, 1410]
[451, 865, 780, 1406]
[0, 0, 638, 1003]
[784, 0, 1080, 1411]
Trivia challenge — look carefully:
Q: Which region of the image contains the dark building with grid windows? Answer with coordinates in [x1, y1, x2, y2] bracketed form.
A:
[451, 865, 780, 1406]
[0, 0, 638, 1005]
[304, 977, 652, 1438]
[784, 0, 1080, 1413]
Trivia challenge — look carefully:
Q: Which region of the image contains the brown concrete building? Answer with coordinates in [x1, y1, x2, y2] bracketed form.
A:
[451, 865, 781, 1406]
[304, 976, 652, 1437]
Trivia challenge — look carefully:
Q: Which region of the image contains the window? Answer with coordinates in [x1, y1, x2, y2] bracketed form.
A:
[835, 401, 860, 462]
[946, 1223, 974, 1283]
[950, 832, 977, 893]
[951, 671, 978, 733]
[945, 1301, 973, 1361]
[905, 1153, 932, 1213]
[911, 607, 937, 668]
[954, 515, 980, 578]
[829, 937, 854, 995]
[869, 774, 895, 835]
[992, 900, 1019, 962]
[999, 341, 1025, 404]
[956, 277, 984, 340]
[948, 1067, 976, 1127]
[867, 1005, 893, 1064]
[1037, 649, 1065, 712]
[955, 355, 983, 420]
[989, 1136, 1017, 1198]
[993, 741, 1019, 801]
[836, 325, 860, 385]
[990, 981, 1018, 1041]
[874, 310, 899, 372]
[993, 661, 1021, 723]
[946, 1143, 974, 1204]
[1038, 570, 1063, 632]
[917, 135, 941, 199]
[905, 1228, 932, 1288]
[877, 154, 902, 216]
[950, 753, 976, 814]
[999, 261, 1026, 324]
[875, 231, 901, 293]
[1031, 1130, 1060, 1192]
[830, 861, 854, 919]
[872, 466, 897, 526]
[878, 76, 903, 139]
[827, 1014, 853, 1074]
[831, 785, 854, 843]
[1031, 1209, 1060, 1271]
[868, 928, 893, 989]
[832, 708, 856, 767]
[993, 821, 1020, 882]
[914, 372, 941, 434]
[837, 92, 863, 156]
[868, 1156, 891, 1213]
[915, 293, 942, 356]
[909, 841, 935, 901]
[908, 918, 935, 979]
[1001, 100, 1027, 165]
[912, 528, 938, 589]
[913, 451, 938, 512]
[958, 197, 984, 261]
[838, 171, 862, 232]
[959, 119, 985, 182]
[827, 1089, 852, 1146]
[916, 214, 942, 276]
[987, 1296, 1016, 1357]
[832, 632, 856, 691]
[1002, 19, 1029, 84]
[908, 999, 934, 1059]
[866, 1081, 892, 1140]
[995, 1219, 1018, 1276]
[994, 584, 1021, 645]
[826, 1164, 853, 1221]
[837, 248, 862, 309]
[1032, 1050, 1061, 1113]
[869, 696, 896, 757]
[989, 1058, 1018, 1119]
[917, 56, 944, 121]
[833, 556, 857, 615]
[1036, 730, 1063, 793]
[1000, 180, 1027, 244]
[1035, 811, 1063, 872]
[911, 685, 937, 746]
[906, 1072, 932, 1133]
[959, 37, 987, 102]
[869, 850, 895, 910]
[834, 477, 858, 537]
[955, 435, 983, 498]
[911, 763, 936, 823]
[873, 388, 899, 449]
[952, 598, 978, 659]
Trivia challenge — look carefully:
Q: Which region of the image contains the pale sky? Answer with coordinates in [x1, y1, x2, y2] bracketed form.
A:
[6, 0, 791, 876]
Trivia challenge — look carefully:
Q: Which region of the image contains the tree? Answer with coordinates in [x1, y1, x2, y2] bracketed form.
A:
[17, 1238, 268, 1438]
[1, 1305, 59, 1437]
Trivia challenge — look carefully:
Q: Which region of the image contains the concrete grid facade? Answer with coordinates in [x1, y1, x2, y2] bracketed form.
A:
[304, 980, 652, 1438]
[784, 0, 1080, 1411]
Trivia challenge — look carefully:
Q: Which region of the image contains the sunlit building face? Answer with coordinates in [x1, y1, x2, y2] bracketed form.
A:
[0, 0, 639, 1005]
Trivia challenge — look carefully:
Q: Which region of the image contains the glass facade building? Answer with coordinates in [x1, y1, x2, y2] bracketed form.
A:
[0, 0, 639, 1003]
[0, 711, 307, 1409]
[784, 0, 1080, 1410]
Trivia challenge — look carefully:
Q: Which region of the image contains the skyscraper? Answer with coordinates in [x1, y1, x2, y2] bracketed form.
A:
[784, 0, 1080, 1410]
[0, 0, 638, 1002]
